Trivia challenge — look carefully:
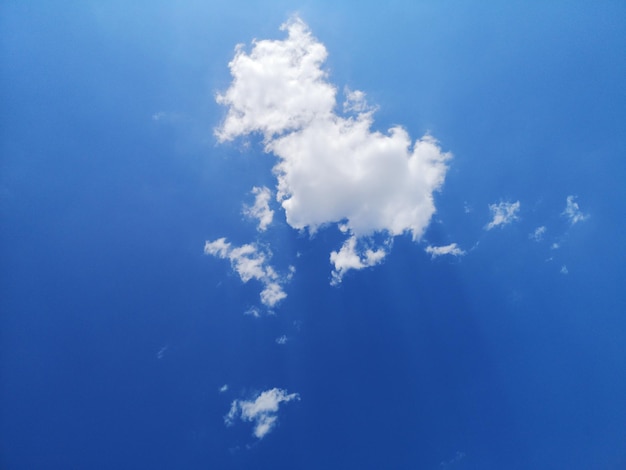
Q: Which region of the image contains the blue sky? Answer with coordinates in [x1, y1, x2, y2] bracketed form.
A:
[2, 2, 626, 469]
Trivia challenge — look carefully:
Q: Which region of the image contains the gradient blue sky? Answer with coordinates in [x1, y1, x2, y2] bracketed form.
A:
[2, 2, 626, 469]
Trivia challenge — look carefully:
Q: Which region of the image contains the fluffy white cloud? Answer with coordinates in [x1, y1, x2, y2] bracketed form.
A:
[244, 186, 274, 231]
[225, 388, 300, 439]
[204, 238, 287, 307]
[562, 195, 588, 224]
[425, 243, 465, 258]
[216, 18, 334, 142]
[529, 225, 546, 241]
[330, 235, 387, 285]
[216, 17, 450, 282]
[485, 201, 520, 230]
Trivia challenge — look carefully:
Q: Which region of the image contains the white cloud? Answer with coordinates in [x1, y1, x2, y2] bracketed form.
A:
[151, 111, 182, 123]
[204, 238, 288, 307]
[219, 384, 229, 393]
[485, 201, 520, 230]
[275, 335, 288, 345]
[260, 279, 287, 308]
[330, 235, 387, 285]
[216, 17, 450, 282]
[156, 345, 168, 359]
[560, 265, 569, 275]
[225, 388, 300, 439]
[244, 306, 261, 318]
[244, 186, 274, 231]
[343, 87, 373, 114]
[529, 225, 546, 241]
[425, 243, 465, 258]
[216, 18, 335, 142]
[562, 195, 588, 224]
[440, 451, 466, 469]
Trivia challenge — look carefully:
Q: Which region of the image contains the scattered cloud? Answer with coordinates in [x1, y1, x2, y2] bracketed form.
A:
[330, 235, 388, 285]
[275, 335, 288, 345]
[225, 388, 300, 439]
[560, 265, 569, 275]
[244, 186, 274, 231]
[215, 17, 450, 282]
[204, 238, 288, 307]
[440, 451, 466, 468]
[244, 306, 262, 318]
[219, 384, 229, 393]
[485, 201, 520, 230]
[562, 195, 588, 225]
[342, 87, 374, 114]
[425, 243, 466, 258]
[151, 111, 182, 123]
[156, 345, 168, 359]
[529, 225, 546, 242]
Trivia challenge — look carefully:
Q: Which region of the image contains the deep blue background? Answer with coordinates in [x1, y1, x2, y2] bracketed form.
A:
[2, 2, 625, 469]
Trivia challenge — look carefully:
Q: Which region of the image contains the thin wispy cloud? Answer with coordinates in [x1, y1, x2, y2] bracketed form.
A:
[225, 388, 300, 439]
[156, 345, 168, 359]
[342, 87, 374, 114]
[529, 226, 546, 242]
[440, 451, 466, 469]
[244, 186, 274, 231]
[562, 195, 588, 224]
[425, 243, 466, 258]
[244, 306, 262, 318]
[204, 238, 288, 307]
[215, 17, 451, 283]
[485, 201, 520, 230]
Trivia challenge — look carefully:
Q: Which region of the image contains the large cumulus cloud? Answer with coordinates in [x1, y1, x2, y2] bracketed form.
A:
[216, 17, 451, 282]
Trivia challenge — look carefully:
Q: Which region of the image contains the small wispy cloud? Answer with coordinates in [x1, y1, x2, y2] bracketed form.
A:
[440, 451, 466, 468]
[560, 265, 569, 275]
[485, 201, 520, 230]
[156, 345, 168, 359]
[529, 226, 546, 242]
[244, 186, 274, 231]
[219, 384, 229, 393]
[151, 111, 182, 123]
[342, 87, 374, 114]
[562, 195, 588, 225]
[330, 235, 388, 285]
[275, 335, 288, 345]
[204, 238, 288, 307]
[244, 306, 262, 318]
[425, 243, 465, 258]
[225, 388, 300, 439]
